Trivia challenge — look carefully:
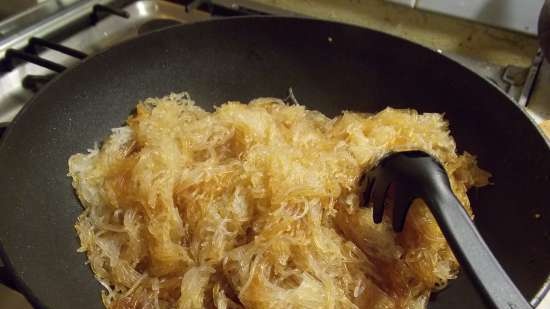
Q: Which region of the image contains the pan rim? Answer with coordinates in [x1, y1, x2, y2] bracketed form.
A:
[0, 15, 548, 308]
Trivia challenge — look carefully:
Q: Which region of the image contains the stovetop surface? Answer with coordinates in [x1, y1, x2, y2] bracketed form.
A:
[0, 1, 548, 308]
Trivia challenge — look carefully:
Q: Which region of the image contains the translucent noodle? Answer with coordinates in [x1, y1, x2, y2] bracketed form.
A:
[69, 94, 490, 309]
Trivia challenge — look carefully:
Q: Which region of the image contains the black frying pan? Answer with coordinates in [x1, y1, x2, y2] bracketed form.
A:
[0, 17, 548, 309]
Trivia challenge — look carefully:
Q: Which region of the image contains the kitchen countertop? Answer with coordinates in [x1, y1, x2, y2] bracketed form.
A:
[0, 284, 32, 309]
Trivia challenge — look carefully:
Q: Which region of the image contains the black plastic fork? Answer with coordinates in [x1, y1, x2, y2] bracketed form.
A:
[361, 151, 532, 309]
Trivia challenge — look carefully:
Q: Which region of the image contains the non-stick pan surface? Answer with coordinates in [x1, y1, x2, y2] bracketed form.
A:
[0, 17, 548, 309]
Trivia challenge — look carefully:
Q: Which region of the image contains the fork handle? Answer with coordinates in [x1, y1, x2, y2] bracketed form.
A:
[424, 182, 533, 309]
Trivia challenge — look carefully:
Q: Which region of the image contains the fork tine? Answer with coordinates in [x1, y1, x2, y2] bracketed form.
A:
[360, 174, 374, 206]
[372, 175, 391, 223]
[392, 184, 414, 232]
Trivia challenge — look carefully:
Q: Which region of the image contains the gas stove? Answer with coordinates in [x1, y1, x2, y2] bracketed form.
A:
[0, 1, 548, 307]
[0, 0, 298, 133]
